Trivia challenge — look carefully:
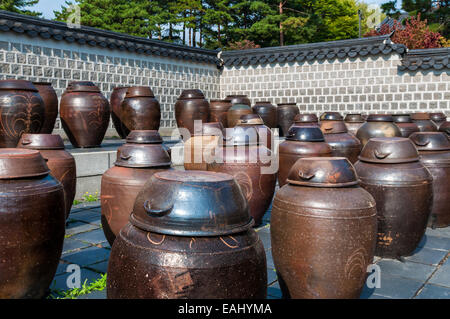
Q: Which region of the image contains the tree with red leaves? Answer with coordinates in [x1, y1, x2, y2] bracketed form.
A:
[364, 14, 447, 49]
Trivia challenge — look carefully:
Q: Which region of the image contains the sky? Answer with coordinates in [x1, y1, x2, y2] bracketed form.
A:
[29, 0, 398, 20]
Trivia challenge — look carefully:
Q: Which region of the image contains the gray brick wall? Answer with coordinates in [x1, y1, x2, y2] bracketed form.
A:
[220, 54, 449, 116]
[0, 38, 221, 134]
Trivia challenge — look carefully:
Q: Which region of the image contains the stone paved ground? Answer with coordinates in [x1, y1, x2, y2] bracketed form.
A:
[50, 201, 450, 299]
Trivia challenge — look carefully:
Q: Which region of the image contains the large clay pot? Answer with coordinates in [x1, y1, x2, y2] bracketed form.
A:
[411, 113, 438, 132]
[209, 99, 232, 128]
[356, 114, 402, 148]
[237, 114, 273, 150]
[277, 103, 299, 137]
[291, 113, 319, 128]
[207, 126, 276, 226]
[410, 132, 450, 228]
[320, 112, 344, 122]
[253, 101, 277, 128]
[175, 89, 210, 137]
[33, 82, 58, 134]
[439, 121, 450, 137]
[392, 114, 420, 137]
[320, 121, 362, 164]
[107, 170, 267, 299]
[60, 82, 110, 148]
[225, 95, 251, 106]
[227, 104, 253, 128]
[121, 87, 161, 136]
[344, 114, 365, 135]
[0, 80, 45, 147]
[430, 113, 447, 129]
[271, 157, 377, 299]
[278, 126, 332, 187]
[0, 149, 65, 298]
[17, 134, 76, 219]
[355, 138, 433, 259]
[184, 122, 223, 171]
[110, 86, 130, 139]
[101, 130, 171, 245]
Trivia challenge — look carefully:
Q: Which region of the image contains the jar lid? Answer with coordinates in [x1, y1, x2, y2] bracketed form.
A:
[392, 114, 413, 123]
[115, 144, 171, 168]
[430, 113, 447, 122]
[277, 103, 297, 107]
[254, 101, 274, 106]
[294, 114, 318, 123]
[0, 80, 38, 91]
[125, 86, 155, 98]
[66, 81, 100, 93]
[32, 82, 53, 87]
[193, 122, 224, 136]
[130, 170, 253, 236]
[439, 122, 450, 135]
[285, 126, 325, 142]
[0, 149, 49, 179]
[18, 134, 65, 150]
[178, 89, 205, 100]
[126, 130, 163, 144]
[411, 112, 431, 120]
[345, 114, 365, 123]
[223, 126, 259, 146]
[359, 137, 419, 164]
[287, 157, 359, 187]
[366, 114, 394, 122]
[320, 121, 348, 134]
[229, 103, 252, 110]
[320, 112, 343, 121]
[410, 132, 450, 151]
[237, 114, 264, 125]
[210, 99, 231, 103]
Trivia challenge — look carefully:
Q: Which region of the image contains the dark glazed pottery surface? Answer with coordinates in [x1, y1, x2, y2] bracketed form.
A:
[33, 82, 58, 134]
[285, 126, 325, 142]
[358, 137, 420, 164]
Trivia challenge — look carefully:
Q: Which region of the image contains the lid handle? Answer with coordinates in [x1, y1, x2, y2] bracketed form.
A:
[374, 149, 391, 159]
[120, 154, 132, 160]
[21, 138, 32, 145]
[241, 120, 248, 124]
[411, 138, 430, 147]
[324, 127, 333, 132]
[144, 200, 173, 217]
[298, 171, 315, 180]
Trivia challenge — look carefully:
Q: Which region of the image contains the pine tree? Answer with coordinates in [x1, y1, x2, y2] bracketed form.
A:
[0, 0, 41, 16]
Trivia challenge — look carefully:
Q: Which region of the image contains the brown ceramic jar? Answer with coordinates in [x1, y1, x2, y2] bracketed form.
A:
[110, 86, 130, 138]
[33, 82, 58, 134]
[344, 114, 365, 135]
[356, 114, 402, 148]
[392, 114, 420, 137]
[120, 87, 161, 136]
[184, 122, 224, 171]
[439, 121, 450, 137]
[60, 82, 110, 148]
[291, 113, 319, 128]
[355, 138, 433, 259]
[175, 89, 210, 137]
[277, 103, 299, 137]
[209, 99, 232, 128]
[320, 121, 362, 164]
[429, 113, 447, 129]
[410, 113, 438, 132]
[206, 126, 277, 226]
[253, 101, 277, 128]
[237, 114, 273, 150]
[0, 149, 65, 298]
[0, 80, 45, 147]
[227, 104, 253, 128]
[410, 132, 450, 228]
[225, 94, 251, 106]
[101, 130, 171, 245]
[271, 157, 377, 299]
[107, 170, 267, 299]
[320, 112, 344, 122]
[17, 134, 76, 219]
[278, 126, 332, 187]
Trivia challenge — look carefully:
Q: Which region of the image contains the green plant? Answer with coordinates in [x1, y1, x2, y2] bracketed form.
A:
[73, 191, 100, 206]
[50, 273, 107, 299]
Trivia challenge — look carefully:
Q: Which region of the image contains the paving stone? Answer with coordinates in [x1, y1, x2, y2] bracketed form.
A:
[70, 228, 107, 245]
[78, 289, 107, 299]
[87, 261, 108, 274]
[377, 259, 436, 282]
[415, 284, 450, 299]
[61, 246, 110, 266]
[405, 247, 449, 266]
[62, 238, 91, 254]
[267, 268, 277, 285]
[257, 227, 271, 250]
[70, 209, 102, 224]
[418, 235, 450, 251]
[65, 221, 99, 236]
[265, 248, 275, 269]
[55, 262, 71, 276]
[428, 263, 450, 288]
[361, 273, 423, 299]
[426, 227, 450, 239]
[50, 268, 103, 293]
[267, 281, 282, 298]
